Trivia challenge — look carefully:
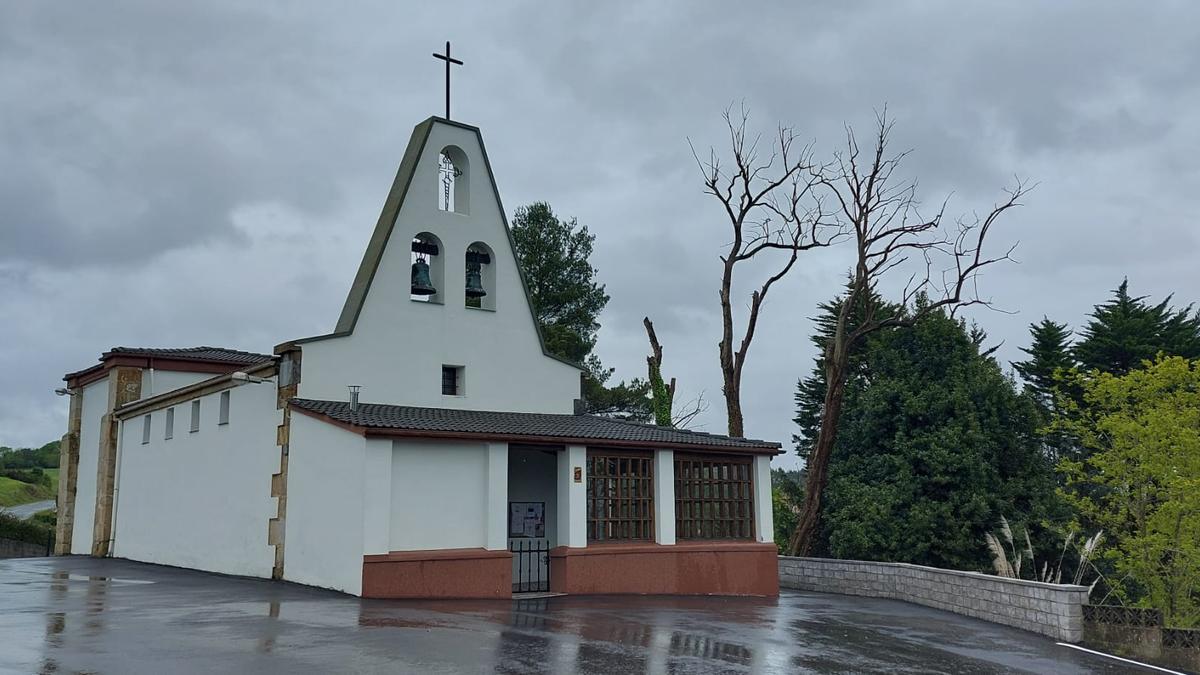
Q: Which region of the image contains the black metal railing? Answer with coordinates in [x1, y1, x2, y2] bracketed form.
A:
[510, 539, 550, 593]
[1083, 604, 1163, 627]
[1163, 628, 1200, 650]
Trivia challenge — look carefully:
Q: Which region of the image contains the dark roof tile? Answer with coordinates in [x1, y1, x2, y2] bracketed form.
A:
[290, 398, 780, 451]
[104, 346, 274, 365]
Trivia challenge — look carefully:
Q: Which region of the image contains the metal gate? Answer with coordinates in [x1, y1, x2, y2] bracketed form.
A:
[510, 539, 550, 593]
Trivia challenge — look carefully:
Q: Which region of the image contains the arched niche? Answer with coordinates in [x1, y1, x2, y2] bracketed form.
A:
[437, 146, 470, 215]
[411, 232, 445, 304]
[465, 241, 496, 311]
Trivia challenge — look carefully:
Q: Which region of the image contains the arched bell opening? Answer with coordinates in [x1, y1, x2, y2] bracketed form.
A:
[411, 232, 445, 304]
[465, 242, 496, 311]
[437, 146, 470, 215]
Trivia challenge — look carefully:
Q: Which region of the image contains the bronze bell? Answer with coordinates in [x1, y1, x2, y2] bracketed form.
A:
[411, 258, 436, 295]
[465, 260, 487, 298]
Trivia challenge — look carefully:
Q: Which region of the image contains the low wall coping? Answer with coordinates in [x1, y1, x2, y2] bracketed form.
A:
[363, 547, 512, 563]
[779, 556, 1090, 593]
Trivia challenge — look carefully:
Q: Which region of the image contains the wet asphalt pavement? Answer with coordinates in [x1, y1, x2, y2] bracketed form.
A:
[0, 557, 1156, 674]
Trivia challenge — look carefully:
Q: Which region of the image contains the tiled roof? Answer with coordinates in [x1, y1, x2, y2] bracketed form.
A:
[103, 346, 274, 365]
[290, 398, 781, 452]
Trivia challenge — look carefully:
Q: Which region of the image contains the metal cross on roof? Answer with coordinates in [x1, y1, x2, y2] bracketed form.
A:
[432, 41, 463, 121]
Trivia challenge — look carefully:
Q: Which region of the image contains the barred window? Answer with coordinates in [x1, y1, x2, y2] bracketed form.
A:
[674, 456, 754, 540]
[586, 452, 654, 542]
[441, 365, 463, 396]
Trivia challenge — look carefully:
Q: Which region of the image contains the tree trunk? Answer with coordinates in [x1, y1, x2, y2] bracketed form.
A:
[719, 258, 744, 438]
[724, 380, 744, 438]
[788, 356, 847, 556]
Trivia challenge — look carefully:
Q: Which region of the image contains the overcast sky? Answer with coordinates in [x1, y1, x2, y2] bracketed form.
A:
[2, 2, 1197, 468]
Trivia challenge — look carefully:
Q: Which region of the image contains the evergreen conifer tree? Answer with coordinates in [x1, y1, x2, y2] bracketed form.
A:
[511, 202, 651, 419]
[1012, 318, 1075, 408]
[794, 296, 1059, 567]
[1074, 280, 1200, 374]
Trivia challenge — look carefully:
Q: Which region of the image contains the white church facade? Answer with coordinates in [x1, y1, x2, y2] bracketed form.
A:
[55, 117, 781, 598]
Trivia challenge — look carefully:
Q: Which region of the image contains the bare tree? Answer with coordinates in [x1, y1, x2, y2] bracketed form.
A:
[644, 316, 708, 428]
[694, 106, 839, 437]
[644, 316, 675, 427]
[787, 112, 1031, 556]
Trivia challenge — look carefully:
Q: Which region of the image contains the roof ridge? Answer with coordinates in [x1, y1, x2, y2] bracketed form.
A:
[107, 345, 272, 356]
[289, 398, 781, 450]
[588, 412, 774, 445]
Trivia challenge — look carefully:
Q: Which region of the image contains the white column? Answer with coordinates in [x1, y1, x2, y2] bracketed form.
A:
[557, 444, 587, 548]
[485, 442, 508, 551]
[654, 449, 675, 545]
[361, 438, 393, 554]
[753, 454, 774, 543]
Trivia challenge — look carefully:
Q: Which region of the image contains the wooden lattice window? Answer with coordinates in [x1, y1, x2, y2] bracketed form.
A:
[586, 452, 654, 542]
[674, 456, 755, 540]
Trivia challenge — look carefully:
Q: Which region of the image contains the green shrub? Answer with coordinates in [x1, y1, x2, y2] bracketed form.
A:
[0, 512, 54, 547]
[0, 468, 50, 487]
[31, 509, 57, 529]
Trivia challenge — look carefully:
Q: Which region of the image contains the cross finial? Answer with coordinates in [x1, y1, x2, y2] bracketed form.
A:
[432, 41, 464, 121]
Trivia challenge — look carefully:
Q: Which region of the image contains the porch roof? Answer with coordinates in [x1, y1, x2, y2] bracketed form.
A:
[289, 398, 782, 454]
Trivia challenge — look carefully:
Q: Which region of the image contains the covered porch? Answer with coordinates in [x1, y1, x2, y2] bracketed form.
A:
[288, 399, 781, 599]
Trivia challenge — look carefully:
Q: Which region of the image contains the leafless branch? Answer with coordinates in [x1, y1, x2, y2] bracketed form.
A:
[693, 104, 844, 436]
[672, 392, 708, 429]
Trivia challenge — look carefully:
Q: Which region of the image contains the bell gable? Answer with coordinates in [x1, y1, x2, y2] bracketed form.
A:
[282, 118, 582, 414]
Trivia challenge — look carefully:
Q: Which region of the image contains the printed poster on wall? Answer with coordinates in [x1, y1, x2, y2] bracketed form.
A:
[508, 502, 545, 538]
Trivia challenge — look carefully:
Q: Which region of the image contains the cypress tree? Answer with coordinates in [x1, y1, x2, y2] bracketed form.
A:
[794, 305, 1057, 568]
[1012, 318, 1075, 408]
[1074, 279, 1200, 374]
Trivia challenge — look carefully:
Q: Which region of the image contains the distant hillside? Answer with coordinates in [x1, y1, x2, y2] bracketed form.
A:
[0, 442, 60, 507]
[0, 440, 60, 470]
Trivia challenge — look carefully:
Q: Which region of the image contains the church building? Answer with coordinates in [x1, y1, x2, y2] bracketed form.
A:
[55, 115, 781, 598]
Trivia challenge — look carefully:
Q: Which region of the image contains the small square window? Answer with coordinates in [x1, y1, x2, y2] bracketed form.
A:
[141, 414, 151, 445]
[165, 408, 174, 440]
[190, 399, 201, 433]
[441, 365, 463, 396]
[219, 390, 230, 425]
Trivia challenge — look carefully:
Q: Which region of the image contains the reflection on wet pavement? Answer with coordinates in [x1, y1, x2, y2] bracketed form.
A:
[0, 557, 1156, 674]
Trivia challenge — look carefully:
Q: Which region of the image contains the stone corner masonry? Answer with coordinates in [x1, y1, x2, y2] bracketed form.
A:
[778, 556, 1089, 643]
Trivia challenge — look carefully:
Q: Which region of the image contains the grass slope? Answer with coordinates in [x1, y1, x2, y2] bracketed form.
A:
[0, 475, 55, 507]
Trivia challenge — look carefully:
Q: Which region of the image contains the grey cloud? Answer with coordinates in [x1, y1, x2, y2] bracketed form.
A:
[2, 1, 1199, 466]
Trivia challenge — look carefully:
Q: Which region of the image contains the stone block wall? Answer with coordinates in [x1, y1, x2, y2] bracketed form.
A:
[779, 556, 1090, 642]
[1, 537, 52, 559]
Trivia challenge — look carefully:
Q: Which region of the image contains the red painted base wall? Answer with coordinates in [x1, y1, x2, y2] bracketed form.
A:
[362, 548, 512, 599]
[549, 541, 779, 596]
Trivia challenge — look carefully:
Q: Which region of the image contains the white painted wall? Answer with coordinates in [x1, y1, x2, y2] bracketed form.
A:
[111, 380, 280, 577]
[557, 445, 587, 548]
[484, 442, 508, 551]
[389, 438, 488, 551]
[285, 413, 366, 595]
[139, 369, 214, 398]
[654, 449, 676, 545]
[298, 121, 580, 413]
[70, 377, 109, 554]
[754, 455, 775, 543]
[360, 438, 393, 556]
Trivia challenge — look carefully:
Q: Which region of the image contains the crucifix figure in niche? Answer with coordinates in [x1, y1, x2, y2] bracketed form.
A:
[438, 153, 462, 212]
